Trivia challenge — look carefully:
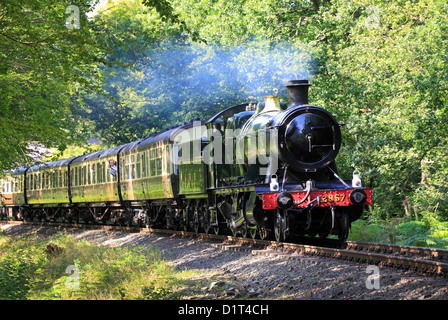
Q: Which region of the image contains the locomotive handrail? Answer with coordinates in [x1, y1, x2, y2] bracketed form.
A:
[328, 167, 350, 188]
[294, 180, 313, 206]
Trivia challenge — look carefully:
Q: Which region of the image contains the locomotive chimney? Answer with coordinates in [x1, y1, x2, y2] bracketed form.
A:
[286, 80, 311, 108]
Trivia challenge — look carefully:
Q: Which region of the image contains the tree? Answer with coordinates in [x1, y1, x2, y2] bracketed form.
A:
[0, 0, 113, 170]
[307, 0, 448, 218]
[83, 0, 319, 146]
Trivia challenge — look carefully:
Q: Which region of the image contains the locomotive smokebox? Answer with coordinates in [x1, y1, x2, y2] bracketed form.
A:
[286, 80, 311, 108]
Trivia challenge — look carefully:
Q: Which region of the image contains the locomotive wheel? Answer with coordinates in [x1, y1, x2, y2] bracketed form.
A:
[182, 207, 190, 232]
[203, 207, 211, 234]
[274, 211, 283, 242]
[231, 225, 238, 237]
[126, 208, 134, 227]
[338, 210, 350, 242]
[249, 226, 258, 239]
[258, 226, 269, 240]
[240, 222, 248, 238]
[193, 208, 200, 234]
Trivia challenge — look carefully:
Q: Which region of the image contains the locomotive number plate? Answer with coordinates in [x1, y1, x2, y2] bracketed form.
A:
[321, 193, 346, 203]
[262, 188, 372, 210]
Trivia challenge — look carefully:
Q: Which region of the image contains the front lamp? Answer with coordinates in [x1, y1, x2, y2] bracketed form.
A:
[350, 189, 367, 205]
[276, 192, 294, 209]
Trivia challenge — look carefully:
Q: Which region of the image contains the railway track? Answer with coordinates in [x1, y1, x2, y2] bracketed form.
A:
[2, 219, 448, 277]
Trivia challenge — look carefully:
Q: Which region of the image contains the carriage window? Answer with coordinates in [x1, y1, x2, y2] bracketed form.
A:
[106, 161, 110, 182]
[91, 164, 95, 184]
[150, 149, 156, 177]
[157, 148, 162, 175]
[123, 157, 128, 180]
[156, 158, 162, 176]
[119, 158, 123, 180]
[131, 163, 136, 179]
[142, 151, 146, 178]
[96, 163, 100, 183]
[136, 153, 141, 179]
[102, 162, 106, 183]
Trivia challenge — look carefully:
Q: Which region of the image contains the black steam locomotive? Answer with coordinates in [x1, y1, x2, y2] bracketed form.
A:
[1, 80, 372, 243]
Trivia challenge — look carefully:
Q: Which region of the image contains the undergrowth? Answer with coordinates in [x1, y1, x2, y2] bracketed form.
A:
[348, 216, 448, 249]
[0, 233, 191, 300]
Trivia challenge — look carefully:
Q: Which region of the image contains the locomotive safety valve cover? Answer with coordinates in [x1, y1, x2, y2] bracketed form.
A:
[262, 188, 372, 210]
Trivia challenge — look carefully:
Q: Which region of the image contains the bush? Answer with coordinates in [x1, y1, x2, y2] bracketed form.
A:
[348, 218, 402, 244]
[398, 219, 448, 249]
[0, 236, 47, 299]
[0, 233, 183, 300]
[349, 216, 448, 249]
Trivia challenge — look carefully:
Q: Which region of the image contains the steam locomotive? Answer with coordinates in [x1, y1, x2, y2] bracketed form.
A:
[0, 80, 372, 243]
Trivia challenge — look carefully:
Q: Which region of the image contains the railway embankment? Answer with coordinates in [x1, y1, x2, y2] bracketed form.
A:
[1, 223, 448, 300]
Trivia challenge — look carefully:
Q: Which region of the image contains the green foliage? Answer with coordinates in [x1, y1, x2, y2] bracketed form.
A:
[0, 0, 112, 169]
[83, 0, 318, 145]
[0, 236, 47, 299]
[0, 233, 186, 300]
[349, 216, 448, 249]
[0, 0, 203, 166]
[308, 0, 448, 219]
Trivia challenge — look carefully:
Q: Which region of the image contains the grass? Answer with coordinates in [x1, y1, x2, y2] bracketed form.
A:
[0, 230, 207, 300]
[348, 217, 448, 249]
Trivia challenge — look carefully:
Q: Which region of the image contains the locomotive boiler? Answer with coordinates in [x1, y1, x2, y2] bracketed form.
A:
[0, 80, 372, 245]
